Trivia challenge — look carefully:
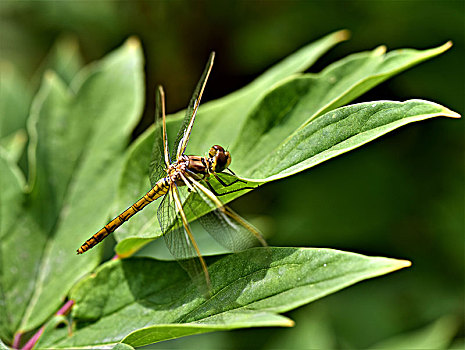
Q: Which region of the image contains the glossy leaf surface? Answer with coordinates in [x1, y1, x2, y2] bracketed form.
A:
[46, 248, 411, 348]
[0, 38, 144, 338]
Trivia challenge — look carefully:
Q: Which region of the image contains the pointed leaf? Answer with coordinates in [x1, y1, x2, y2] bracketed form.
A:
[115, 98, 459, 256]
[113, 41, 457, 257]
[0, 61, 33, 139]
[33, 34, 84, 87]
[231, 42, 452, 172]
[0, 38, 145, 336]
[122, 312, 292, 347]
[0, 150, 24, 241]
[372, 315, 459, 349]
[0, 151, 25, 341]
[182, 100, 460, 227]
[0, 130, 27, 163]
[113, 30, 349, 256]
[185, 29, 350, 154]
[46, 248, 410, 348]
[244, 99, 461, 180]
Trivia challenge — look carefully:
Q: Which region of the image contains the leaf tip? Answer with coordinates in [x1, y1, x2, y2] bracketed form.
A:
[433, 102, 461, 119]
[447, 110, 461, 119]
[374, 45, 387, 56]
[425, 40, 454, 57]
[44, 69, 57, 81]
[126, 36, 141, 50]
[334, 29, 351, 42]
[396, 259, 412, 269]
[56, 33, 80, 52]
[441, 40, 453, 52]
[284, 319, 295, 327]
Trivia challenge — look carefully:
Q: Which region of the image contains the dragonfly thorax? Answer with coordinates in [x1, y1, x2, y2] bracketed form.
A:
[166, 155, 197, 184]
[181, 145, 231, 181]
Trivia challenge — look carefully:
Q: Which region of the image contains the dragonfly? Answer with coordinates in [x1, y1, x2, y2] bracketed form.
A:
[77, 52, 266, 294]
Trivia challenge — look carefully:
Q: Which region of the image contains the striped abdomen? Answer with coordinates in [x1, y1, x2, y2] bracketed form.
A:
[77, 177, 170, 254]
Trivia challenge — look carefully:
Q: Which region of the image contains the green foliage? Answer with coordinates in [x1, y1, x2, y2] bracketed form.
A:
[0, 31, 460, 349]
[113, 39, 456, 257]
[47, 248, 408, 348]
[113, 30, 351, 255]
[371, 315, 460, 349]
[0, 37, 144, 341]
[0, 62, 32, 141]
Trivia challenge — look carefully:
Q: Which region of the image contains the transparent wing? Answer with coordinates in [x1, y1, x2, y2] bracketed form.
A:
[157, 183, 210, 296]
[149, 86, 170, 187]
[185, 174, 267, 252]
[174, 52, 215, 159]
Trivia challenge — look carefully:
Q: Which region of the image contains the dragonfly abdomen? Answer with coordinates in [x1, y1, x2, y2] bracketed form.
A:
[77, 177, 170, 254]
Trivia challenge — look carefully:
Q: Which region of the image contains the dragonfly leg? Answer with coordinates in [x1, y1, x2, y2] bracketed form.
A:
[214, 172, 247, 187]
[225, 168, 237, 176]
[206, 180, 257, 197]
[224, 168, 248, 183]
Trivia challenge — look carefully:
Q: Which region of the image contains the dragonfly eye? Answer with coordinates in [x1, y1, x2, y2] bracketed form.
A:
[209, 145, 231, 173]
[208, 145, 220, 158]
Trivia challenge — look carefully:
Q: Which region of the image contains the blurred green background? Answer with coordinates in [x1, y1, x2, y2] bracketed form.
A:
[1, 1, 463, 348]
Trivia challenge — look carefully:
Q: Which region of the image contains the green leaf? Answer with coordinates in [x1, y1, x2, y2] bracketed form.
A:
[115, 97, 459, 257]
[0, 61, 33, 139]
[113, 126, 159, 257]
[114, 30, 349, 256]
[371, 315, 459, 349]
[122, 313, 291, 348]
[184, 29, 351, 155]
[113, 41, 458, 258]
[0, 151, 25, 341]
[32, 315, 68, 350]
[243, 99, 460, 180]
[0, 34, 83, 144]
[0, 37, 144, 338]
[231, 42, 453, 174]
[37, 313, 136, 350]
[0, 130, 27, 164]
[168, 100, 459, 228]
[33, 34, 84, 87]
[261, 306, 336, 349]
[0, 35, 82, 175]
[112, 344, 135, 350]
[0, 150, 24, 241]
[48, 248, 409, 348]
[133, 220, 231, 261]
[450, 339, 465, 350]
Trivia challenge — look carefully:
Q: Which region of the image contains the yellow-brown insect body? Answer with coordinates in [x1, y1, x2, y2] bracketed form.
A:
[76, 144, 231, 255]
[77, 177, 169, 254]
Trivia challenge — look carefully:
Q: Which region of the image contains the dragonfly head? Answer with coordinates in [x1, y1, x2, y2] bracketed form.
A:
[208, 145, 231, 173]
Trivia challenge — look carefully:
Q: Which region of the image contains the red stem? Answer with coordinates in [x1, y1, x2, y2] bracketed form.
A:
[12, 333, 22, 349]
[20, 300, 75, 350]
[21, 328, 44, 350]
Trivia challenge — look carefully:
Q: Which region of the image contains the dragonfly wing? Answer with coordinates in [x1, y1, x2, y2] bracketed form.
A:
[150, 86, 170, 187]
[174, 52, 215, 159]
[157, 184, 211, 295]
[185, 175, 267, 252]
